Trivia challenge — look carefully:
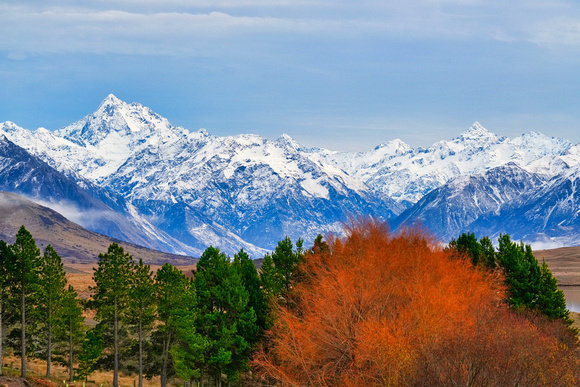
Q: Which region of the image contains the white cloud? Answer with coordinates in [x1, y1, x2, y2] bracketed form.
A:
[3, 1, 580, 58]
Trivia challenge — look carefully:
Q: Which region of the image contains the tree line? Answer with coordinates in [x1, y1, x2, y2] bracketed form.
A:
[0, 226, 305, 387]
[0, 223, 577, 386]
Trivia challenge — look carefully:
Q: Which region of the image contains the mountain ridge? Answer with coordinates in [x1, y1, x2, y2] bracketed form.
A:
[1, 94, 580, 253]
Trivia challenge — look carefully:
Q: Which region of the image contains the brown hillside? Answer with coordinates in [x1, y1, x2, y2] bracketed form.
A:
[0, 191, 197, 267]
[535, 245, 580, 286]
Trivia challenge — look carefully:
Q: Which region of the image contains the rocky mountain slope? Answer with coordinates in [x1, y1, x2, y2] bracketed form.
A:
[2, 95, 580, 253]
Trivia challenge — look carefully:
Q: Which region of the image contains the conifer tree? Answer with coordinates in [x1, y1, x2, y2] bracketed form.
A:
[0, 240, 14, 376]
[192, 246, 256, 385]
[77, 327, 103, 382]
[153, 263, 188, 387]
[59, 285, 85, 382]
[128, 259, 156, 387]
[234, 249, 267, 336]
[260, 237, 304, 305]
[39, 244, 67, 378]
[170, 280, 204, 384]
[10, 226, 42, 378]
[90, 243, 134, 387]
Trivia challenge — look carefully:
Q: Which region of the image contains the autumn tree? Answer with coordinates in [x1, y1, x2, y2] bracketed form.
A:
[255, 221, 580, 385]
[10, 226, 42, 378]
[90, 243, 134, 387]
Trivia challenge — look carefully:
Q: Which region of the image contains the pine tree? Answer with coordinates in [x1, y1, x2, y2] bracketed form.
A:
[0, 240, 14, 377]
[10, 226, 42, 378]
[192, 246, 256, 385]
[58, 285, 85, 382]
[39, 244, 67, 378]
[170, 279, 204, 383]
[234, 249, 267, 336]
[479, 236, 496, 270]
[260, 237, 304, 305]
[77, 327, 103, 382]
[90, 243, 134, 387]
[128, 259, 156, 387]
[153, 263, 188, 387]
[537, 260, 571, 323]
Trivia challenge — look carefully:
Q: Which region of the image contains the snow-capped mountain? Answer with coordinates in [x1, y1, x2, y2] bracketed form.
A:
[313, 122, 573, 204]
[391, 163, 547, 240]
[0, 134, 200, 256]
[0, 96, 400, 255]
[2, 94, 580, 254]
[468, 166, 580, 247]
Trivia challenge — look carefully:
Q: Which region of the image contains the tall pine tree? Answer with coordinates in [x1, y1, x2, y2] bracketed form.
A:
[58, 285, 85, 383]
[10, 226, 42, 378]
[0, 240, 14, 377]
[153, 263, 189, 387]
[90, 243, 134, 387]
[39, 244, 67, 378]
[192, 246, 256, 385]
[128, 259, 156, 387]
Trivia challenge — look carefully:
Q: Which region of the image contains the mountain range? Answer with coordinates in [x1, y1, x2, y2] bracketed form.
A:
[1, 94, 580, 257]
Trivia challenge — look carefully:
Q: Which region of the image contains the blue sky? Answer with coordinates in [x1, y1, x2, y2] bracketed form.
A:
[2, 1, 580, 151]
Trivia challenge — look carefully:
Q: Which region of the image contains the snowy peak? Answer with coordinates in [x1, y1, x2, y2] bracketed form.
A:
[277, 133, 302, 151]
[454, 122, 501, 145]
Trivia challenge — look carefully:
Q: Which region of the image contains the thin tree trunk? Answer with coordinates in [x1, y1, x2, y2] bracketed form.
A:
[69, 316, 74, 383]
[46, 320, 52, 378]
[21, 285, 26, 378]
[0, 297, 3, 377]
[113, 299, 119, 387]
[161, 331, 171, 387]
[138, 318, 143, 387]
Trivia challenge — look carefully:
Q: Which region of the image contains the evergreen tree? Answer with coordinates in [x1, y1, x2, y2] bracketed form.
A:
[234, 249, 267, 336]
[450, 232, 570, 325]
[89, 243, 134, 387]
[152, 263, 189, 387]
[192, 246, 256, 385]
[77, 327, 103, 382]
[448, 232, 482, 265]
[537, 260, 571, 323]
[58, 285, 85, 382]
[10, 226, 42, 378]
[128, 259, 156, 387]
[260, 237, 304, 304]
[39, 244, 67, 378]
[170, 279, 204, 384]
[259, 253, 281, 302]
[496, 235, 541, 309]
[479, 236, 496, 270]
[0, 240, 14, 376]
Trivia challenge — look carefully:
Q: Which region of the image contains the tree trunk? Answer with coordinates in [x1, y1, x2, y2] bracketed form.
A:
[161, 331, 171, 387]
[113, 299, 119, 387]
[138, 318, 143, 387]
[21, 286, 26, 378]
[69, 317, 74, 383]
[0, 297, 3, 377]
[46, 320, 52, 378]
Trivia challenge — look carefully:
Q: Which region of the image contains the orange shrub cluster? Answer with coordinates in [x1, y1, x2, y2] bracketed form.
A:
[254, 221, 580, 386]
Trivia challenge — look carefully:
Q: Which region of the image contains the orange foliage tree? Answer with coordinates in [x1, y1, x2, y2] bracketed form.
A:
[253, 220, 580, 386]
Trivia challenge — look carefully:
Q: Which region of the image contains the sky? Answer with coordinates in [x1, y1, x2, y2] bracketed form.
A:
[2, 1, 580, 151]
